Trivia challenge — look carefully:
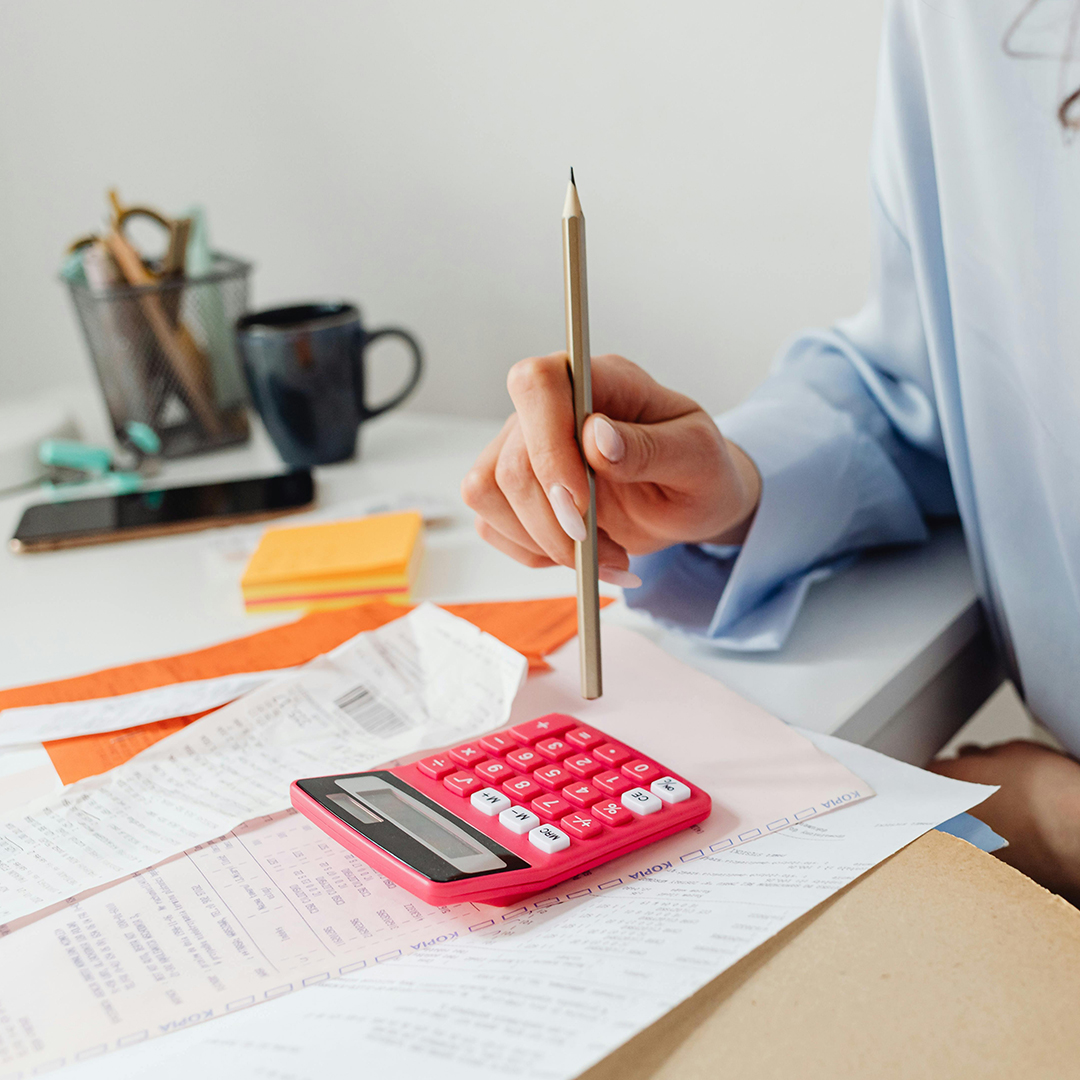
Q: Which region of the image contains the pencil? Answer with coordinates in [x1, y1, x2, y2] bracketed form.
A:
[562, 169, 602, 700]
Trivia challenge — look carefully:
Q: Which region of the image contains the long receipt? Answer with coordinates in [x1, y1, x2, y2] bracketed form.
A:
[0, 734, 993, 1079]
[0, 605, 527, 926]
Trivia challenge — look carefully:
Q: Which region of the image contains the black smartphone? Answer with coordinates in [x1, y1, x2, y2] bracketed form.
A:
[9, 470, 315, 553]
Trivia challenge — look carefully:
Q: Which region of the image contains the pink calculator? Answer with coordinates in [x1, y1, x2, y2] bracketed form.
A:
[291, 713, 711, 907]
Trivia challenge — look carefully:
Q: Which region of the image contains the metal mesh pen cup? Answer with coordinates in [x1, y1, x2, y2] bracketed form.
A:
[65, 253, 253, 458]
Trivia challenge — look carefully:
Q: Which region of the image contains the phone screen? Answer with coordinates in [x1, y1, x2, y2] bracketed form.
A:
[11, 470, 314, 552]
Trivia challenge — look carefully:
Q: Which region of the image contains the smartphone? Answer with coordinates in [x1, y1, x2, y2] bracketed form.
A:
[9, 470, 315, 553]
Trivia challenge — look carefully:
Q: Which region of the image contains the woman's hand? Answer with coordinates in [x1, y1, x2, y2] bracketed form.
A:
[461, 352, 761, 586]
[930, 740, 1080, 906]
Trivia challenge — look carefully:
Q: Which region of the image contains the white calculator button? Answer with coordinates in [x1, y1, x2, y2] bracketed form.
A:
[499, 805, 540, 835]
[528, 823, 571, 854]
[471, 787, 512, 816]
[650, 776, 691, 804]
[621, 787, 662, 816]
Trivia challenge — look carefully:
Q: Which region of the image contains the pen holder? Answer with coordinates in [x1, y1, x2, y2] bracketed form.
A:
[64, 253, 253, 458]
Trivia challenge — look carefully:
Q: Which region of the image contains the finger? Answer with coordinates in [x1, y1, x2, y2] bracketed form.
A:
[475, 518, 557, 569]
[582, 409, 724, 490]
[589, 354, 701, 425]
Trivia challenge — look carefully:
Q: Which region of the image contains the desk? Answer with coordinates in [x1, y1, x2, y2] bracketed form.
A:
[0, 411, 998, 763]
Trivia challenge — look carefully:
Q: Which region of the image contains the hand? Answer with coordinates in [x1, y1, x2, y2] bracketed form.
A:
[461, 352, 761, 586]
[930, 740, 1080, 906]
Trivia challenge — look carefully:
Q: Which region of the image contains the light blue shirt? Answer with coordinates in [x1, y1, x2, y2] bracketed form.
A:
[628, 0, 1080, 754]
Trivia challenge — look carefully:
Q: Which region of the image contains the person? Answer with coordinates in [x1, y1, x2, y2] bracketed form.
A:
[461, 0, 1080, 905]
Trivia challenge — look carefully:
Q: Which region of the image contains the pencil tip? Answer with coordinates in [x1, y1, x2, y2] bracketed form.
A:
[570, 167, 576, 186]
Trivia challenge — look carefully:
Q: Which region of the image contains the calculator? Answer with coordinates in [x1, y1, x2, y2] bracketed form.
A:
[291, 713, 711, 907]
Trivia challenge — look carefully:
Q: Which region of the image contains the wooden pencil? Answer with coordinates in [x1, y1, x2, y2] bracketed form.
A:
[562, 170, 602, 700]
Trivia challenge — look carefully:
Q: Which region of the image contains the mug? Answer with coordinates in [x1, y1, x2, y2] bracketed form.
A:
[236, 302, 423, 467]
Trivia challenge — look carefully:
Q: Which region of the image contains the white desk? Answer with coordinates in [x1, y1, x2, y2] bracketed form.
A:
[0, 412, 998, 764]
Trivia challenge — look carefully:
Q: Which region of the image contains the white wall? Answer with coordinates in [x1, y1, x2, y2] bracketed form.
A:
[0, 0, 883, 422]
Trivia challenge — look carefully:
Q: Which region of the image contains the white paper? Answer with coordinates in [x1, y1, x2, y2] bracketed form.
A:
[0, 671, 300, 747]
[0, 605, 527, 926]
[30, 733, 992, 1080]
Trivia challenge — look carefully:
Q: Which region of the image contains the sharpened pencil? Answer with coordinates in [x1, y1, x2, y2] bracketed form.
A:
[562, 171, 602, 700]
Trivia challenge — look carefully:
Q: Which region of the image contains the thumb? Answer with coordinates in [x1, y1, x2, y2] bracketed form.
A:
[583, 411, 721, 489]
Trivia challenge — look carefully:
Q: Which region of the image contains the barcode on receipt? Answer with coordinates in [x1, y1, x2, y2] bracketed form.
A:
[333, 685, 412, 737]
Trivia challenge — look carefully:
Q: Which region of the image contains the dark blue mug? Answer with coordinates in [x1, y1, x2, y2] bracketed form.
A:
[236, 302, 423, 467]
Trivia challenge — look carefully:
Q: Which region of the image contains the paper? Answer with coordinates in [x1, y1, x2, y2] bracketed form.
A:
[14, 732, 992, 1080]
[0, 672, 297, 747]
[0, 605, 527, 926]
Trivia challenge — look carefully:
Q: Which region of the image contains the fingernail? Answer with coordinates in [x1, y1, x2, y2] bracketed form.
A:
[593, 416, 625, 463]
[548, 484, 586, 542]
[599, 567, 642, 589]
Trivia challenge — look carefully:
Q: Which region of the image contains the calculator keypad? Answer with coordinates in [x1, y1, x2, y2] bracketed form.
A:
[409, 718, 700, 860]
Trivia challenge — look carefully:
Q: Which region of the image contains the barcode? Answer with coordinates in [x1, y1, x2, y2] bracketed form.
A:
[334, 684, 411, 738]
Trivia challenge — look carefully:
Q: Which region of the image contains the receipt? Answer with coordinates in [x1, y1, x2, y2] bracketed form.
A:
[0, 671, 299, 747]
[0, 605, 526, 926]
[13, 733, 992, 1080]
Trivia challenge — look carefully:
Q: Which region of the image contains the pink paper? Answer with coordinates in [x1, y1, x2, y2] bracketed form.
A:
[511, 624, 874, 852]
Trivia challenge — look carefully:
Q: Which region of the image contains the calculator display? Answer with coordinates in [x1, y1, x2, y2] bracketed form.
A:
[358, 787, 476, 860]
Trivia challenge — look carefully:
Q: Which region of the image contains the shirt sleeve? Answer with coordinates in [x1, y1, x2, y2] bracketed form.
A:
[626, 180, 957, 650]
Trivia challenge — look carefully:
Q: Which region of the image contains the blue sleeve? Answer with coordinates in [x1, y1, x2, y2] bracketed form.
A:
[627, 184, 957, 651]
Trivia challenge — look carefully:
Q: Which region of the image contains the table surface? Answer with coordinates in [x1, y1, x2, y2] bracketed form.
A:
[0, 411, 983, 747]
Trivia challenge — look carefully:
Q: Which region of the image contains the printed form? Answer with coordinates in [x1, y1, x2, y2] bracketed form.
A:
[0, 605, 527, 925]
[0, 733, 992, 1080]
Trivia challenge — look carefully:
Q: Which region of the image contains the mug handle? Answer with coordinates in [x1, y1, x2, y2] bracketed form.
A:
[360, 327, 424, 419]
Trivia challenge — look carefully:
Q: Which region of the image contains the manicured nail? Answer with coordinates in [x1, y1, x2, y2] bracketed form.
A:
[593, 416, 625, 463]
[548, 484, 586, 542]
[599, 567, 642, 589]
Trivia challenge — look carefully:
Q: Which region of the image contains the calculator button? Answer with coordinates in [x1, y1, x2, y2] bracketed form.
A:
[444, 771, 483, 797]
[449, 742, 488, 767]
[471, 787, 512, 816]
[475, 759, 516, 785]
[622, 787, 663, 816]
[479, 731, 518, 755]
[508, 714, 575, 745]
[531, 794, 573, 821]
[592, 799, 633, 827]
[565, 726, 605, 750]
[502, 775, 544, 802]
[561, 782, 602, 808]
[506, 747, 543, 772]
[417, 754, 456, 780]
[621, 759, 663, 784]
[533, 764, 572, 791]
[560, 812, 603, 840]
[499, 805, 540, 835]
[593, 770, 633, 797]
[593, 743, 631, 768]
[529, 823, 571, 854]
[651, 776, 693, 803]
[563, 753, 602, 779]
[535, 737, 573, 762]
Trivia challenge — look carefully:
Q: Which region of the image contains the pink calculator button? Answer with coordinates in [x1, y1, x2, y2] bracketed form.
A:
[449, 743, 487, 767]
[533, 764, 572, 791]
[531, 793, 573, 820]
[592, 799, 633, 826]
[508, 714, 575, 745]
[506, 747, 542, 772]
[479, 731, 518, 755]
[593, 743, 631, 768]
[563, 753, 602, 779]
[561, 782, 602, 808]
[443, 771, 483, 797]
[565, 726, 605, 750]
[621, 759, 662, 784]
[416, 754, 455, 780]
[593, 770, 634, 796]
[475, 759, 516, 785]
[503, 775, 544, 802]
[535, 737, 573, 762]
[560, 812, 603, 840]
